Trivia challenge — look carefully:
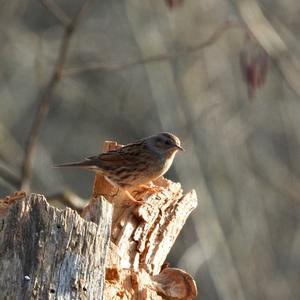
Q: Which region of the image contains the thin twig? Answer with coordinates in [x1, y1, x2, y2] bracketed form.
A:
[40, 0, 71, 27]
[62, 20, 241, 77]
[0, 165, 20, 188]
[47, 189, 86, 212]
[20, 0, 93, 192]
[234, 0, 300, 98]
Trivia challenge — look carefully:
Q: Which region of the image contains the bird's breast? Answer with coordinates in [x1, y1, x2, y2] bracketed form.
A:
[159, 151, 176, 176]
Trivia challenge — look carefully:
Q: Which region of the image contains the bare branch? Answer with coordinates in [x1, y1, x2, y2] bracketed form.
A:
[62, 20, 241, 77]
[234, 0, 300, 97]
[39, 0, 71, 27]
[47, 189, 87, 212]
[0, 164, 20, 188]
[20, 0, 94, 192]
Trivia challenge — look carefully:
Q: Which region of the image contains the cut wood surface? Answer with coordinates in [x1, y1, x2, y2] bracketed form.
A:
[0, 140, 198, 300]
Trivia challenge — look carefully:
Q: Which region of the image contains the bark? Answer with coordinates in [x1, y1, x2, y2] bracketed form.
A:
[0, 192, 112, 300]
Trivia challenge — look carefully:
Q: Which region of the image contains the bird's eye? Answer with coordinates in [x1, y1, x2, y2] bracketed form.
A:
[165, 140, 171, 146]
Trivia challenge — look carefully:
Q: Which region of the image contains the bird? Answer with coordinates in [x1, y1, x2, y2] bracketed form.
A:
[54, 132, 184, 204]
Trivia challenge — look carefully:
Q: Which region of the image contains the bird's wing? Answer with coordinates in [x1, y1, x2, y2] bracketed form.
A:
[87, 148, 134, 166]
[86, 141, 146, 168]
[95, 152, 127, 163]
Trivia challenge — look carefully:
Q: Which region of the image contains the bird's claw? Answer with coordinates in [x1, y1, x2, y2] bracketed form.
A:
[136, 184, 164, 194]
[124, 190, 145, 206]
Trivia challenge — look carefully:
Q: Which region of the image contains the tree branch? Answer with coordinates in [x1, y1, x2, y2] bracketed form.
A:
[234, 0, 300, 97]
[47, 189, 87, 212]
[39, 0, 71, 27]
[0, 164, 20, 188]
[20, 0, 94, 192]
[62, 20, 241, 77]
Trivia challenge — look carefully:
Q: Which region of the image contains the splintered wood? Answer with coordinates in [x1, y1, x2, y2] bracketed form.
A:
[82, 141, 198, 300]
[0, 191, 26, 216]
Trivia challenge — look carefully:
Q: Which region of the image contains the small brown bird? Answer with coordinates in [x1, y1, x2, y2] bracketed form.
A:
[54, 132, 184, 204]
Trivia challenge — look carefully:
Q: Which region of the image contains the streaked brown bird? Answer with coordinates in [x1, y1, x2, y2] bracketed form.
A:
[54, 132, 184, 204]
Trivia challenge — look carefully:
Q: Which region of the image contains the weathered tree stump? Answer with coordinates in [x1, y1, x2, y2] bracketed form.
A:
[0, 141, 198, 300]
[0, 192, 111, 300]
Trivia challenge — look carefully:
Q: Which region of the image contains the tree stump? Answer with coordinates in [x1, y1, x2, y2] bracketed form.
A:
[0, 141, 198, 300]
[0, 192, 111, 300]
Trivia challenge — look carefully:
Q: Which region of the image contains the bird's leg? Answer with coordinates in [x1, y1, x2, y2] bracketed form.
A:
[138, 183, 164, 194]
[131, 183, 164, 200]
[124, 190, 144, 205]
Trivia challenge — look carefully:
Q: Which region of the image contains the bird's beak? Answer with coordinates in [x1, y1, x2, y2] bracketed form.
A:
[175, 145, 185, 151]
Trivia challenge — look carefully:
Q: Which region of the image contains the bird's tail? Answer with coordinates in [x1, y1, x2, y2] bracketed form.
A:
[53, 160, 96, 169]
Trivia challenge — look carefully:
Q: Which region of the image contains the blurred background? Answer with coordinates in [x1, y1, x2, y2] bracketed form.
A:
[1, 0, 300, 299]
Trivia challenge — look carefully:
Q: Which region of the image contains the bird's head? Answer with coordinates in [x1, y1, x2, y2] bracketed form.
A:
[146, 132, 184, 157]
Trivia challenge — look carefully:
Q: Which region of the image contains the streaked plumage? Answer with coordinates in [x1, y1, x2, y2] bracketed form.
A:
[54, 132, 183, 204]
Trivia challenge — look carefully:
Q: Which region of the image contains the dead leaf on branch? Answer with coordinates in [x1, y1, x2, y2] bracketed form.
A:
[240, 35, 269, 99]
